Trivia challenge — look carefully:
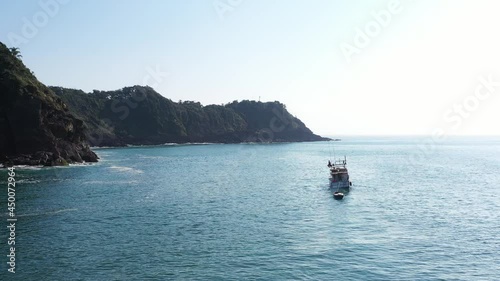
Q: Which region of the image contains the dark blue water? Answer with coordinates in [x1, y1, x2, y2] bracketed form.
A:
[1, 137, 499, 280]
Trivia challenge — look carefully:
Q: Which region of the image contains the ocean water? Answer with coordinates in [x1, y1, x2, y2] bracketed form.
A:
[1, 137, 499, 280]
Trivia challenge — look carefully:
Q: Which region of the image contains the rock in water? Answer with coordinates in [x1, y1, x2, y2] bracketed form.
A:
[0, 42, 98, 166]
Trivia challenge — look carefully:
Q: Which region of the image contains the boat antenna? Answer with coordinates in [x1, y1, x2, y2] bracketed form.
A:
[328, 143, 332, 161]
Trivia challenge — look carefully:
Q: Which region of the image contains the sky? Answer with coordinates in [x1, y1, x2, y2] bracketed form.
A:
[1, 0, 500, 136]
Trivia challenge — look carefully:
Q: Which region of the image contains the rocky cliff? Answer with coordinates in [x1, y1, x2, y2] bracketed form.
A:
[0, 43, 98, 166]
[0, 40, 327, 167]
[51, 86, 328, 146]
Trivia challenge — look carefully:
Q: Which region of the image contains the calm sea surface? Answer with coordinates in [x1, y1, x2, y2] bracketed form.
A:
[1, 137, 499, 280]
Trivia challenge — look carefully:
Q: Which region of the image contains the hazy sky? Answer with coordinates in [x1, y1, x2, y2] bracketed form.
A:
[1, 0, 499, 136]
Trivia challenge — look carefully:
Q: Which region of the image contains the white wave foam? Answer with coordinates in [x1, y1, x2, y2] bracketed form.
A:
[11, 165, 44, 170]
[163, 142, 216, 146]
[109, 166, 144, 174]
[1, 161, 97, 171]
[68, 162, 95, 167]
[16, 179, 41, 184]
[83, 180, 139, 185]
[95, 142, 218, 149]
[91, 146, 116, 149]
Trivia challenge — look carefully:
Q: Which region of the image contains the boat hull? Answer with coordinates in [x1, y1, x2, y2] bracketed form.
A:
[329, 179, 351, 192]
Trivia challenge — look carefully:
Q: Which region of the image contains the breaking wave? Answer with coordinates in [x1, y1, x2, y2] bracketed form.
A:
[108, 166, 144, 174]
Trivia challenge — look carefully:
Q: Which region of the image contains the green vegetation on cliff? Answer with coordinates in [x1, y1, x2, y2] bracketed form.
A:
[51, 86, 327, 146]
[0, 40, 327, 166]
[0, 43, 98, 165]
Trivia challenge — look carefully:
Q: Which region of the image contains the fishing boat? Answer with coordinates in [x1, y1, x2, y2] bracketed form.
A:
[328, 156, 351, 198]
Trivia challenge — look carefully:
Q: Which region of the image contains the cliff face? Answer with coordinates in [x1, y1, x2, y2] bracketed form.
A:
[0, 40, 326, 166]
[0, 43, 98, 166]
[51, 86, 328, 146]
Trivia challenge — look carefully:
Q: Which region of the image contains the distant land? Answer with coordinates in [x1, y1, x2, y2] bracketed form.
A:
[50, 86, 328, 146]
[0, 42, 328, 166]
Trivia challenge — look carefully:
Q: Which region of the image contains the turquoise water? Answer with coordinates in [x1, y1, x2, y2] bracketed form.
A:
[1, 137, 499, 280]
